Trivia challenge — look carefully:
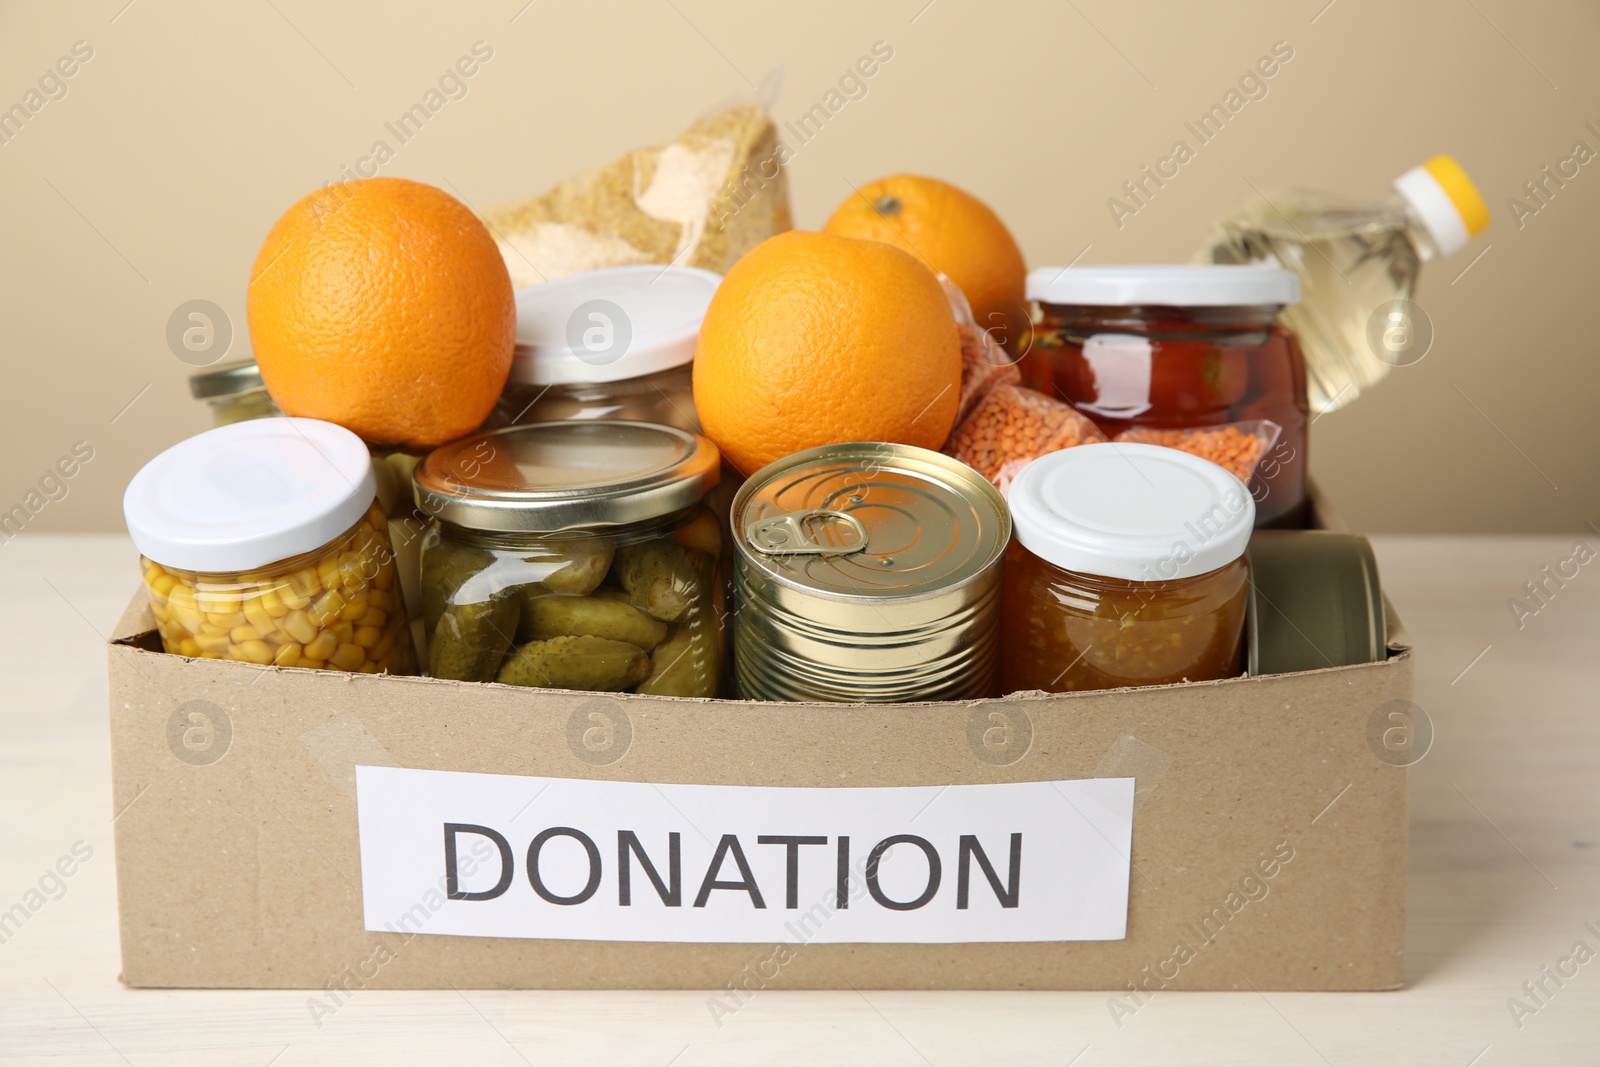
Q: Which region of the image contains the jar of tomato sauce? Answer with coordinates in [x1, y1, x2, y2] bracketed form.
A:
[1021, 265, 1308, 526]
[1001, 442, 1253, 694]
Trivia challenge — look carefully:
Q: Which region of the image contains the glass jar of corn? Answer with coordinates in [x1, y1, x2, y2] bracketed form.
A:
[123, 417, 416, 674]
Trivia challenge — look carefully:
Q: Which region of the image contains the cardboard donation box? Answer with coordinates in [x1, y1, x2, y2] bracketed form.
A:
[107, 506, 1414, 993]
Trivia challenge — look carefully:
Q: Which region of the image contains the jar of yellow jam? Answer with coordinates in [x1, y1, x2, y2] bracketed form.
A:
[123, 418, 415, 674]
[1001, 442, 1253, 693]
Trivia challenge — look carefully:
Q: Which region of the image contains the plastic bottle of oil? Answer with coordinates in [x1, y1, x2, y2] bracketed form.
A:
[1198, 155, 1490, 414]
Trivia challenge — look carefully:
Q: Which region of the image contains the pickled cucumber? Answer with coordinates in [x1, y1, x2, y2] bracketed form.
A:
[420, 541, 497, 634]
[636, 548, 724, 697]
[615, 538, 702, 623]
[496, 635, 650, 691]
[540, 536, 613, 595]
[523, 594, 668, 649]
[428, 594, 520, 681]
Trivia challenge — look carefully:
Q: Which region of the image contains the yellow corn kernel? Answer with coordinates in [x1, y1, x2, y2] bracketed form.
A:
[258, 588, 289, 618]
[288, 566, 321, 600]
[373, 563, 394, 591]
[206, 610, 249, 631]
[371, 631, 396, 663]
[354, 625, 383, 649]
[142, 561, 164, 584]
[279, 585, 311, 611]
[195, 588, 234, 614]
[151, 603, 170, 624]
[367, 588, 391, 612]
[281, 610, 318, 645]
[195, 632, 231, 654]
[316, 556, 342, 589]
[230, 624, 264, 644]
[337, 597, 367, 623]
[331, 620, 354, 644]
[199, 651, 223, 659]
[242, 600, 276, 635]
[177, 637, 202, 657]
[234, 639, 274, 665]
[149, 572, 179, 599]
[309, 589, 346, 627]
[328, 642, 366, 671]
[360, 607, 387, 630]
[303, 629, 339, 662]
[273, 642, 302, 667]
[167, 588, 204, 633]
[299, 658, 325, 671]
[357, 661, 380, 674]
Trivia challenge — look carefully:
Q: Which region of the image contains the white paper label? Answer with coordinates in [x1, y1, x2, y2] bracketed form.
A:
[354, 766, 1134, 945]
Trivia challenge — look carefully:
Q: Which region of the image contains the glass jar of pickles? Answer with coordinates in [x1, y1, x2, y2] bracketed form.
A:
[490, 265, 719, 434]
[412, 421, 726, 696]
[187, 359, 280, 426]
[1001, 442, 1253, 693]
[123, 418, 415, 673]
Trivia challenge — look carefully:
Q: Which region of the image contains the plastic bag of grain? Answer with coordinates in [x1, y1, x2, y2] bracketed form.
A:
[482, 103, 793, 287]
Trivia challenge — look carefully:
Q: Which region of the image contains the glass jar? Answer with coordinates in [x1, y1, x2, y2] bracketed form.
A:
[1021, 265, 1308, 527]
[1000, 442, 1253, 694]
[412, 420, 726, 696]
[124, 418, 414, 673]
[188, 360, 280, 426]
[488, 265, 719, 434]
[496, 364, 698, 432]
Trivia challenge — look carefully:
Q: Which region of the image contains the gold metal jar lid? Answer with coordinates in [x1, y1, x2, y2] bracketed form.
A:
[413, 421, 720, 533]
[188, 359, 266, 400]
[732, 442, 1010, 603]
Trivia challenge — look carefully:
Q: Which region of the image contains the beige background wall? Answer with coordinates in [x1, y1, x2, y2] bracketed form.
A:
[1, 0, 1594, 535]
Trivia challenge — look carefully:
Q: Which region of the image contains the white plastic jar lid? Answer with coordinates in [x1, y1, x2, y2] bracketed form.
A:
[1007, 442, 1255, 582]
[123, 417, 376, 574]
[509, 265, 723, 386]
[1027, 264, 1300, 307]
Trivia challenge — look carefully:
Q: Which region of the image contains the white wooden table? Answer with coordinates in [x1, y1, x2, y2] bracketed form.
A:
[2, 534, 1595, 1065]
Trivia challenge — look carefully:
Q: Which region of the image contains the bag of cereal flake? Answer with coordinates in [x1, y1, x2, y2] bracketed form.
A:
[481, 103, 793, 287]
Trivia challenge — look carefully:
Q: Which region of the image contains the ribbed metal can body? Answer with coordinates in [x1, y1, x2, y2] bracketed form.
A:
[731, 443, 1010, 703]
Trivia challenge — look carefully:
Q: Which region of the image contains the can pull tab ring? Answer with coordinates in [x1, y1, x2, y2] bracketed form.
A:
[745, 510, 869, 557]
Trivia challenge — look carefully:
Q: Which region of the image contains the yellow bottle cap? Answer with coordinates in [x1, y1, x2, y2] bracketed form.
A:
[1422, 154, 1491, 237]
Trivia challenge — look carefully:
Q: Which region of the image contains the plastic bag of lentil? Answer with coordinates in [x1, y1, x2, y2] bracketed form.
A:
[480, 88, 792, 288]
[944, 383, 1107, 490]
[1113, 420, 1282, 485]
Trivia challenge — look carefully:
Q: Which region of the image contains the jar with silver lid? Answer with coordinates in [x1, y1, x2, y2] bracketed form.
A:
[412, 420, 725, 696]
[188, 359, 280, 426]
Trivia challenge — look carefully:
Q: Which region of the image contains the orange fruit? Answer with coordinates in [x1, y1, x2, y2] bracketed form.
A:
[822, 174, 1028, 353]
[247, 177, 515, 450]
[693, 230, 961, 475]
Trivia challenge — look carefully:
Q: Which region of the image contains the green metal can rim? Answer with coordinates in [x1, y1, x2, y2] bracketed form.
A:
[1245, 530, 1387, 676]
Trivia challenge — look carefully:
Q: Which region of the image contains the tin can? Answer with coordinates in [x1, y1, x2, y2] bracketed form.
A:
[1245, 530, 1388, 675]
[731, 443, 1010, 703]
